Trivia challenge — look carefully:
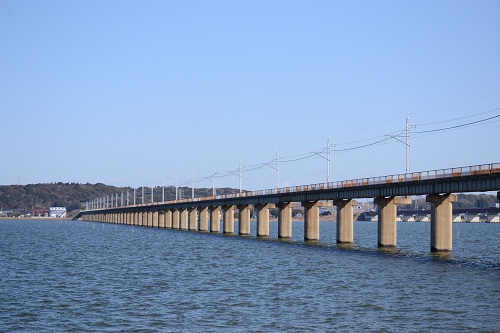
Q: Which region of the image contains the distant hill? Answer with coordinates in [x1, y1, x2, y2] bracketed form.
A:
[0, 183, 240, 215]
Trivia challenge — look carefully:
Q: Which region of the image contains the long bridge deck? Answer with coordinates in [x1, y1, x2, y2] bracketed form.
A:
[78, 163, 500, 252]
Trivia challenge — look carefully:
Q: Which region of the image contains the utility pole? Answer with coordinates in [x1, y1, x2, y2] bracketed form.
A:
[276, 148, 280, 189]
[212, 166, 216, 196]
[327, 135, 331, 183]
[192, 172, 195, 199]
[406, 113, 411, 174]
[239, 159, 242, 193]
[175, 177, 179, 201]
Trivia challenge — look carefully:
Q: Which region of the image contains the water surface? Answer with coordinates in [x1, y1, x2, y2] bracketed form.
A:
[0, 219, 498, 332]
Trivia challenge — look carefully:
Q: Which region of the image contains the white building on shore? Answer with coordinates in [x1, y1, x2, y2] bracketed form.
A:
[49, 207, 67, 218]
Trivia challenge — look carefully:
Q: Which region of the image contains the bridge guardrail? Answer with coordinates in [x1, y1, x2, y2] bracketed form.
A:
[84, 163, 500, 211]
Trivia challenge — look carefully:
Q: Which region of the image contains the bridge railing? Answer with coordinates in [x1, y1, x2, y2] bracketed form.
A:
[85, 163, 500, 210]
[210, 163, 499, 200]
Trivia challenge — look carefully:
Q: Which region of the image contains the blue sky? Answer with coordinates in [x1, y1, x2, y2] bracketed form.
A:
[1, 0, 499, 190]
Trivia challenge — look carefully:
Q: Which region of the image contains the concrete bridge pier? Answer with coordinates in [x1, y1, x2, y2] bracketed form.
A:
[153, 211, 159, 227]
[223, 205, 235, 234]
[277, 202, 294, 238]
[172, 210, 180, 229]
[238, 204, 251, 235]
[188, 208, 198, 231]
[335, 199, 357, 244]
[427, 193, 457, 252]
[255, 203, 273, 237]
[198, 207, 209, 232]
[303, 201, 331, 241]
[158, 212, 165, 228]
[375, 196, 412, 247]
[210, 207, 221, 233]
[165, 210, 173, 228]
[180, 208, 189, 230]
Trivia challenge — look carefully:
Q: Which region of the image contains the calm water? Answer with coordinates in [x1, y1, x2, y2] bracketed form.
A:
[0, 219, 499, 332]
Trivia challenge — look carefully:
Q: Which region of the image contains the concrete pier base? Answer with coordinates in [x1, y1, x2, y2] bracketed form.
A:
[255, 204, 273, 237]
[238, 205, 251, 235]
[375, 196, 412, 247]
[199, 207, 209, 232]
[188, 208, 198, 231]
[223, 205, 235, 234]
[158, 212, 165, 228]
[427, 193, 457, 252]
[153, 211, 159, 228]
[180, 209, 188, 230]
[172, 210, 180, 229]
[210, 207, 221, 233]
[165, 210, 173, 229]
[335, 199, 356, 244]
[303, 201, 331, 241]
[277, 202, 294, 239]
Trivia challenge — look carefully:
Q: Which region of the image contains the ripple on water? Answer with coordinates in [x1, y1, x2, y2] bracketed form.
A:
[0, 219, 498, 333]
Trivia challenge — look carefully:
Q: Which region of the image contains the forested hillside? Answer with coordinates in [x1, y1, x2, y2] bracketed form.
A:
[0, 183, 239, 215]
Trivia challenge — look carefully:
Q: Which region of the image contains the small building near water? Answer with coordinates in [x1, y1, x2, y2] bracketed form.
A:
[49, 207, 67, 218]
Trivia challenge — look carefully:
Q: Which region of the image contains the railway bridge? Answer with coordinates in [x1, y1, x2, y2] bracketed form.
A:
[77, 163, 500, 252]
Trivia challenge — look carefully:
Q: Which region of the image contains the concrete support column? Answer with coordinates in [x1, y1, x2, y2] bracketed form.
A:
[210, 207, 221, 233]
[147, 212, 153, 227]
[165, 210, 173, 229]
[199, 207, 209, 232]
[303, 201, 320, 240]
[158, 212, 165, 228]
[153, 211, 159, 228]
[277, 202, 294, 239]
[427, 193, 457, 252]
[237, 204, 252, 235]
[223, 205, 235, 234]
[335, 199, 357, 244]
[255, 204, 273, 237]
[188, 208, 198, 231]
[375, 196, 412, 247]
[303, 201, 331, 241]
[172, 210, 180, 229]
[180, 208, 188, 230]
